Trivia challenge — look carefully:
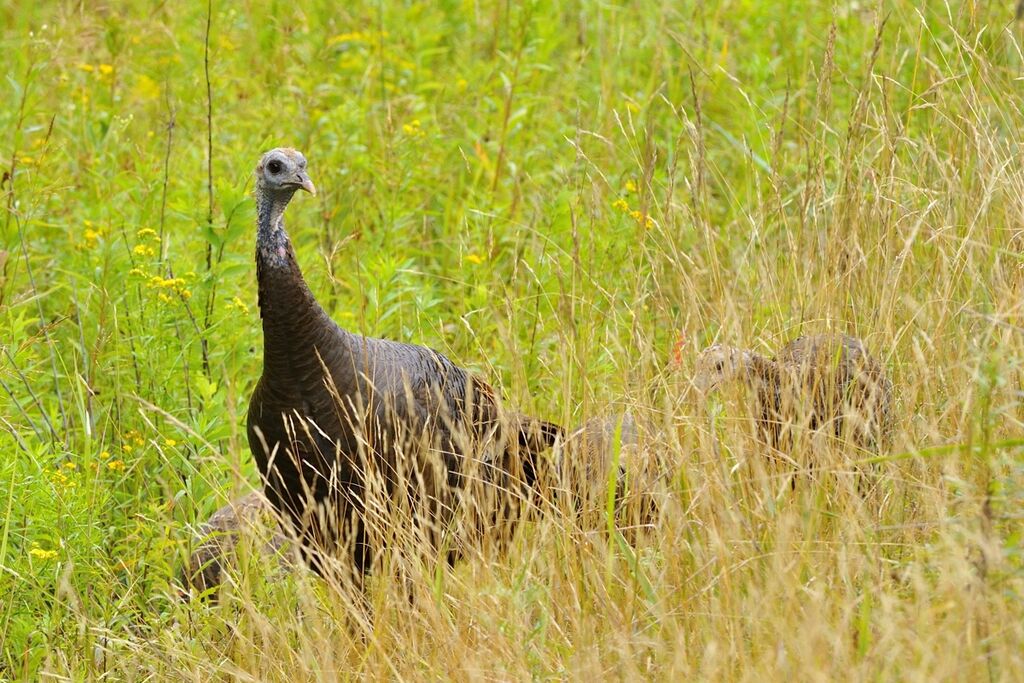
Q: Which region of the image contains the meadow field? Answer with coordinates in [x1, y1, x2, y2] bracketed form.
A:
[1, 0, 1023, 679]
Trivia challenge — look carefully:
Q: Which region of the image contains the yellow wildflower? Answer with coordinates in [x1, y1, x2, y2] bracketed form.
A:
[624, 180, 638, 193]
[402, 119, 425, 137]
[146, 275, 191, 300]
[121, 444, 133, 454]
[84, 228, 102, 249]
[49, 468, 76, 489]
[133, 74, 160, 101]
[132, 244, 155, 258]
[76, 63, 94, 73]
[19, 156, 34, 165]
[136, 228, 157, 240]
[30, 548, 58, 560]
[158, 293, 173, 304]
[629, 210, 654, 228]
[107, 460, 126, 472]
[62, 462, 76, 470]
[226, 296, 250, 315]
[328, 31, 366, 46]
[612, 198, 630, 212]
[466, 254, 484, 265]
[164, 438, 178, 448]
[99, 450, 111, 459]
[98, 64, 114, 76]
[128, 268, 147, 278]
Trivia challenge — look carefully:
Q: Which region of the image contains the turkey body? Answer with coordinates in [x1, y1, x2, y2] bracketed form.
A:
[748, 334, 894, 454]
[246, 149, 557, 582]
[555, 411, 663, 534]
[695, 332, 894, 457]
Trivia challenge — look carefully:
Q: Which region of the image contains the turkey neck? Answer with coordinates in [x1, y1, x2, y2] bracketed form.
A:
[255, 186, 349, 380]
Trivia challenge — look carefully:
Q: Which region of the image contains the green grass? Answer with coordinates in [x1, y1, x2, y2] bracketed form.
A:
[1, 0, 1023, 679]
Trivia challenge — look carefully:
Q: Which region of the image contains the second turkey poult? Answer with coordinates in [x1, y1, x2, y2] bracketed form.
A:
[693, 333, 894, 457]
[246, 148, 560, 584]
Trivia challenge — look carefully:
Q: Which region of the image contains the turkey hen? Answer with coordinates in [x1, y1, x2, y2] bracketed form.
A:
[694, 333, 894, 456]
[246, 148, 561, 584]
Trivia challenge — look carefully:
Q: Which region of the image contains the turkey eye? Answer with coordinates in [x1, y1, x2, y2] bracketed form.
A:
[267, 160, 283, 174]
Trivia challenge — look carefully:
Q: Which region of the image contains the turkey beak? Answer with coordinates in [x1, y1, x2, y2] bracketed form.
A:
[296, 172, 316, 196]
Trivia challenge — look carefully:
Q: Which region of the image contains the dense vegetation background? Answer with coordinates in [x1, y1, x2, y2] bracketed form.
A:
[1, 1, 1022, 679]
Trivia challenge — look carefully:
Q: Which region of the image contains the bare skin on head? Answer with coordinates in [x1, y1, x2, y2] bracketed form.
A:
[254, 148, 316, 265]
[255, 147, 316, 197]
[692, 343, 761, 395]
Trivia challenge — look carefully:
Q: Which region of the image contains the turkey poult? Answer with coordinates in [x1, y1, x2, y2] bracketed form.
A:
[247, 148, 561, 584]
[554, 412, 663, 535]
[180, 492, 291, 598]
[693, 333, 894, 455]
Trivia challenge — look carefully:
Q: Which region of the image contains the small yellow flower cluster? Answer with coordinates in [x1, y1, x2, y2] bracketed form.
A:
[164, 438, 178, 448]
[465, 253, 484, 265]
[328, 31, 367, 45]
[611, 197, 654, 228]
[123, 429, 145, 447]
[82, 219, 106, 249]
[327, 30, 389, 47]
[30, 546, 58, 560]
[131, 227, 161, 260]
[49, 462, 78, 490]
[106, 459, 126, 472]
[225, 296, 250, 315]
[402, 119, 425, 138]
[76, 63, 114, 77]
[129, 260, 195, 304]
[624, 180, 638, 193]
[147, 275, 191, 300]
[133, 74, 161, 101]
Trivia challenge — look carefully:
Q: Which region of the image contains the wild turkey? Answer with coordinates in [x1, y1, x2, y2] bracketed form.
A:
[551, 411, 663, 535]
[180, 491, 291, 598]
[246, 148, 561, 584]
[693, 333, 894, 456]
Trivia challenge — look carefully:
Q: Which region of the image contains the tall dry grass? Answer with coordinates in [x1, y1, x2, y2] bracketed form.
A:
[0, 1, 1022, 680]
